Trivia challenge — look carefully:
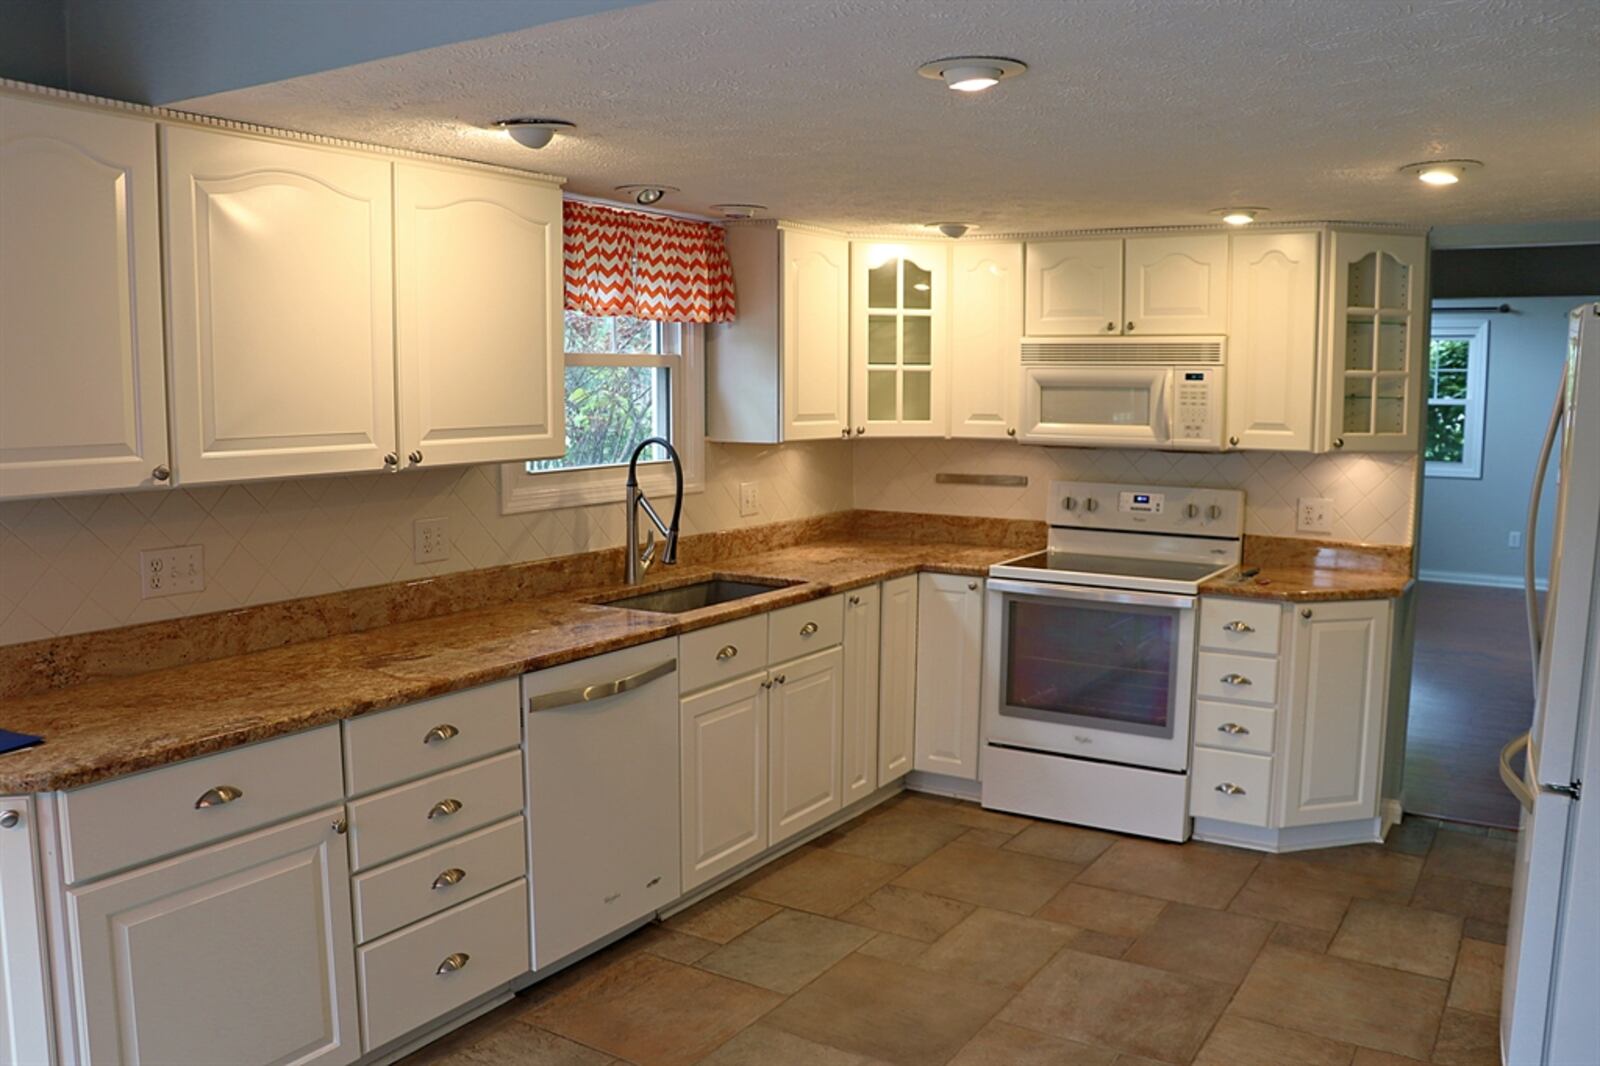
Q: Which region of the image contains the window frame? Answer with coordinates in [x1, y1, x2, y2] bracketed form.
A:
[500, 319, 705, 514]
[1424, 315, 1490, 480]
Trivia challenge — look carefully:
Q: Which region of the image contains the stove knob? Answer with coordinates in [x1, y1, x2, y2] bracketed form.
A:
[1084, 498, 1099, 513]
[1185, 503, 1199, 519]
[1207, 504, 1223, 520]
[1060, 496, 1078, 511]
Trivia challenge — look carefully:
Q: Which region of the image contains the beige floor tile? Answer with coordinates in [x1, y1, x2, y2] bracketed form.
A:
[1409, 874, 1512, 925]
[625, 924, 718, 965]
[1270, 922, 1336, 953]
[1003, 822, 1120, 865]
[933, 799, 1035, 835]
[855, 931, 929, 964]
[947, 1020, 1117, 1066]
[1329, 900, 1463, 979]
[998, 948, 1232, 1064]
[697, 909, 873, 994]
[1248, 846, 1423, 904]
[742, 847, 902, 916]
[1229, 944, 1448, 1060]
[1123, 902, 1272, 985]
[1447, 938, 1505, 1017]
[664, 890, 781, 944]
[1076, 838, 1258, 909]
[1383, 817, 1440, 857]
[415, 1018, 619, 1066]
[1064, 928, 1134, 959]
[762, 952, 1012, 1066]
[1035, 882, 1167, 938]
[1111, 1057, 1174, 1066]
[1431, 1008, 1500, 1065]
[956, 827, 1014, 848]
[826, 812, 968, 866]
[1230, 871, 1352, 931]
[1193, 1015, 1356, 1066]
[840, 884, 974, 941]
[1461, 917, 1507, 945]
[916, 907, 1075, 989]
[1423, 833, 1517, 889]
[1350, 1050, 1427, 1065]
[894, 841, 1080, 914]
[527, 953, 780, 1066]
[697, 1024, 880, 1066]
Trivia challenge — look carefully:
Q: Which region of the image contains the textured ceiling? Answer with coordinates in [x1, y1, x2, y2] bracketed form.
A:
[176, 0, 1600, 234]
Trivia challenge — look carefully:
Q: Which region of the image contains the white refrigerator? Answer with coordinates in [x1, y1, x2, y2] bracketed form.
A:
[1500, 301, 1600, 1065]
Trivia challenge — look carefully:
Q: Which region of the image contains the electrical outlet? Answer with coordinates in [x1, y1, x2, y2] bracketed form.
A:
[1296, 497, 1334, 535]
[1508, 530, 1523, 548]
[140, 545, 204, 599]
[414, 517, 450, 563]
[738, 481, 759, 517]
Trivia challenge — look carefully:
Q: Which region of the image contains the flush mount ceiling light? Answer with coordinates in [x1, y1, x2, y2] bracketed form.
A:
[927, 222, 977, 239]
[615, 184, 679, 206]
[710, 203, 768, 219]
[493, 118, 575, 149]
[1211, 207, 1266, 226]
[1400, 159, 1483, 186]
[916, 56, 1027, 93]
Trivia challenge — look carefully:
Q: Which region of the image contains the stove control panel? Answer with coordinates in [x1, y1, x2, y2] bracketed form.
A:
[1119, 491, 1164, 514]
[1050, 480, 1244, 537]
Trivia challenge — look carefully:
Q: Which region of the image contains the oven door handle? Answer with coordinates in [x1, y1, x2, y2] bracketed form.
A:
[986, 577, 1196, 611]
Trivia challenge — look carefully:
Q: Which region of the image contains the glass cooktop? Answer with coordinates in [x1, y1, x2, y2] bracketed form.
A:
[998, 550, 1228, 583]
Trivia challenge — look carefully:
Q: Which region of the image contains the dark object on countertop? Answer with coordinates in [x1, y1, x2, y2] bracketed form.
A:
[0, 729, 44, 755]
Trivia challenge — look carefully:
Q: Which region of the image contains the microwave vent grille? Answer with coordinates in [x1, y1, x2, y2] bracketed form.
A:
[1020, 338, 1225, 366]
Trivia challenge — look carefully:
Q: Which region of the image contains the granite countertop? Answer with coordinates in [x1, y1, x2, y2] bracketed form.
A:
[0, 538, 1019, 794]
[1199, 565, 1414, 602]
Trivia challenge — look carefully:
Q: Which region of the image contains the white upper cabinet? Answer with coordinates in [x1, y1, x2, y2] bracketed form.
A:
[0, 95, 170, 499]
[783, 229, 852, 440]
[1226, 231, 1320, 451]
[1024, 239, 1123, 336]
[851, 241, 948, 437]
[1123, 234, 1229, 335]
[394, 162, 564, 468]
[1323, 231, 1428, 453]
[163, 126, 397, 483]
[949, 242, 1023, 439]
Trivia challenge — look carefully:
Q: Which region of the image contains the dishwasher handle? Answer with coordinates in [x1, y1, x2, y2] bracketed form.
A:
[527, 659, 677, 714]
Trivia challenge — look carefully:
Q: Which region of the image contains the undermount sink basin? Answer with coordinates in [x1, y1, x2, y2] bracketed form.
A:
[594, 579, 786, 614]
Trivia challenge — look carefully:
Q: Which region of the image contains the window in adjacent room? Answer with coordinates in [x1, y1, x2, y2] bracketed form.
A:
[1424, 316, 1489, 479]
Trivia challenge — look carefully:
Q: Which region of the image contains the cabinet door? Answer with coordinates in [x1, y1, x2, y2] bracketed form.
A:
[877, 574, 920, 784]
[842, 585, 882, 805]
[914, 574, 984, 780]
[1279, 601, 1391, 827]
[1324, 231, 1428, 453]
[163, 126, 396, 483]
[0, 96, 169, 498]
[1226, 232, 1320, 451]
[949, 242, 1023, 439]
[851, 241, 948, 437]
[680, 673, 768, 892]
[67, 809, 359, 1066]
[1124, 234, 1229, 334]
[395, 162, 563, 466]
[1, 798, 54, 1066]
[782, 229, 851, 440]
[769, 646, 844, 844]
[1024, 239, 1122, 336]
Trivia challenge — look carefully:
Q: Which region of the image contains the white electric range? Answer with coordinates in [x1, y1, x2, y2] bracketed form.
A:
[981, 480, 1244, 841]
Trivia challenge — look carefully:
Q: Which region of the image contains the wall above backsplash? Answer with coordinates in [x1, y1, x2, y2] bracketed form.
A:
[852, 440, 1417, 546]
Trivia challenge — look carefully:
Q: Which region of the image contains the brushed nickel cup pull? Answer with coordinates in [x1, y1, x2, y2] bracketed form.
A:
[432, 867, 467, 890]
[1214, 782, 1246, 796]
[152, 465, 171, 482]
[423, 723, 460, 745]
[435, 952, 470, 975]
[1218, 722, 1250, 736]
[427, 798, 463, 820]
[0, 810, 19, 829]
[1223, 620, 1255, 633]
[1220, 673, 1252, 687]
[195, 785, 243, 809]
[799, 621, 819, 637]
[716, 644, 738, 661]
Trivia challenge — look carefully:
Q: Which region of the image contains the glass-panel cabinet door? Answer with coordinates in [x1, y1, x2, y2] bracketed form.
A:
[850, 241, 948, 437]
[1324, 231, 1428, 452]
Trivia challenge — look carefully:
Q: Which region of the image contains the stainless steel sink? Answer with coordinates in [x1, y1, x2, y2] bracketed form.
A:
[593, 579, 785, 614]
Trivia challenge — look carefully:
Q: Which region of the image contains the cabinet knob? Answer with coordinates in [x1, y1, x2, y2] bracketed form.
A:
[1332, 437, 1345, 449]
[409, 450, 424, 465]
[841, 428, 851, 439]
[848, 595, 861, 606]
[1106, 321, 1116, 332]
[773, 673, 786, 685]
[760, 679, 773, 689]
[1228, 436, 1240, 447]
[1214, 782, 1246, 796]
[715, 644, 739, 661]
[383, 453, 399, 468]
[435, 952, 471, 975]
[151, 465, 171, 482]
[331, 816, 348, 835]
[194, 785, 243, 809]
[1301, 607, 1314, 619]
[1217, 722, 1250, 736]
[0, 810, 19, 829]
[1007, 427, 1017, 437]
[427, 797, 464, 820]
[432, 867, 467, 891]
[799, 621, 819, 637]
[1219, 673, 1252, 687]
[1126, 321, 1136, 332]
[854, 426, 866, 436]
[1223, 620, 1255, 633]
[968, 581, 979, 590]
[423, 723, 460, 745]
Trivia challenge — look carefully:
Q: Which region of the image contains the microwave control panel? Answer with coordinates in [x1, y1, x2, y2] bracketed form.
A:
[1173, 368, 1220, 445]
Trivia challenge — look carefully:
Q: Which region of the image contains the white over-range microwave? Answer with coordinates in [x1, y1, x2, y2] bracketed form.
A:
[1017, 336, 1226, 450]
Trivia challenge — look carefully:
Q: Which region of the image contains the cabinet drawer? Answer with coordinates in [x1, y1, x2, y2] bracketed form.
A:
[348, 750, 523, 871]
[768, 594, 844, 664]
[59, 725, 343, 884]
[344, 679, 520, 796]
[679, 614, 768, 694]
[1199, 598, 1281, 655]
[1190, 748, 1273, 827]
[358, 879, 530, 1052]
[353, 815, 526, 943]
[1194, 700, 1275, 756]
[1196, 651, 1278, 706]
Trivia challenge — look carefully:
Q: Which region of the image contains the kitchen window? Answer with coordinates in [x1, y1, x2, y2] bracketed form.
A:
[1425, 316, 1489, 479]
[500, 311, 704, 513]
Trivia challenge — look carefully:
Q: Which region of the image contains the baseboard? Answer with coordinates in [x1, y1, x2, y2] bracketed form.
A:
[905, 769, 983, 802]
[1418, 568, 1547, 591]
[1192, 815, 1385, 853]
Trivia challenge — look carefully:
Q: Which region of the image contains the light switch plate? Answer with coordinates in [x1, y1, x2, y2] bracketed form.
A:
[414, 517, 450, 563]
[1296, 497, 1334, 534]
[738, 481, 759, 517]
[140, 545, 204, 599]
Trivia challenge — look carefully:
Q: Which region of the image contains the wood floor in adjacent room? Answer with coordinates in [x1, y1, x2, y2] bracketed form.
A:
[1404, 581, 1537, 829]
[402, 793, 1512, 1066]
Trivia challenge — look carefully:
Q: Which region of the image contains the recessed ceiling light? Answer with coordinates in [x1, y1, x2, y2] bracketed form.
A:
[916, 56, 1027, 93]
[1400, 159, 1483, 186]
[1211, 207, 1266, 226]
[710, 203, 768, 219]
[492, 118, 575, 149]
[614, 184, 680, 206]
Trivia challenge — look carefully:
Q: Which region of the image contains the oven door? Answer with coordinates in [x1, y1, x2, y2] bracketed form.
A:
[1018, 366, 1171, 447]
[982, 578, 1196, 771]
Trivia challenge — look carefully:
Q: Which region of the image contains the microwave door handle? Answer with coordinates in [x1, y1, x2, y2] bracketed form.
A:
[1153, 372, 1174, 444]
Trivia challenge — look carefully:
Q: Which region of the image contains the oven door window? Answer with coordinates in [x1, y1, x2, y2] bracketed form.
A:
[1001, 595, 1180, 738]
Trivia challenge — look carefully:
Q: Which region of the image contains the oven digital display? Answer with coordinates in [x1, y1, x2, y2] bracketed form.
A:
[1118, 491, 1163, 514]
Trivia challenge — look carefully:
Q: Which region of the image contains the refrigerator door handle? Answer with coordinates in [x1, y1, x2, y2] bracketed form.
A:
[1499, 731, 1537, 811]
[1525, 373, 1567, 676]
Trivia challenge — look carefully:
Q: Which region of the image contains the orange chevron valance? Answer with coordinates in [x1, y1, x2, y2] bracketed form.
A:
[563, 201, 736, 323]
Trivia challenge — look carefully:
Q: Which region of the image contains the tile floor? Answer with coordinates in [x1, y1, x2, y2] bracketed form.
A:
[402, 793, 1514, 1066]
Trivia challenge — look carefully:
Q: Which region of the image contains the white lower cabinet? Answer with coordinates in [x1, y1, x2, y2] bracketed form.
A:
[769, 646, 845, 845]
[1, 797, 54, 1066]
[841, 586, 882, 804]
[877, 574, 919, 784]
[680, 673, 769, 892]
[913, 574, 984, 780]
[66, 808, 360, 1066]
